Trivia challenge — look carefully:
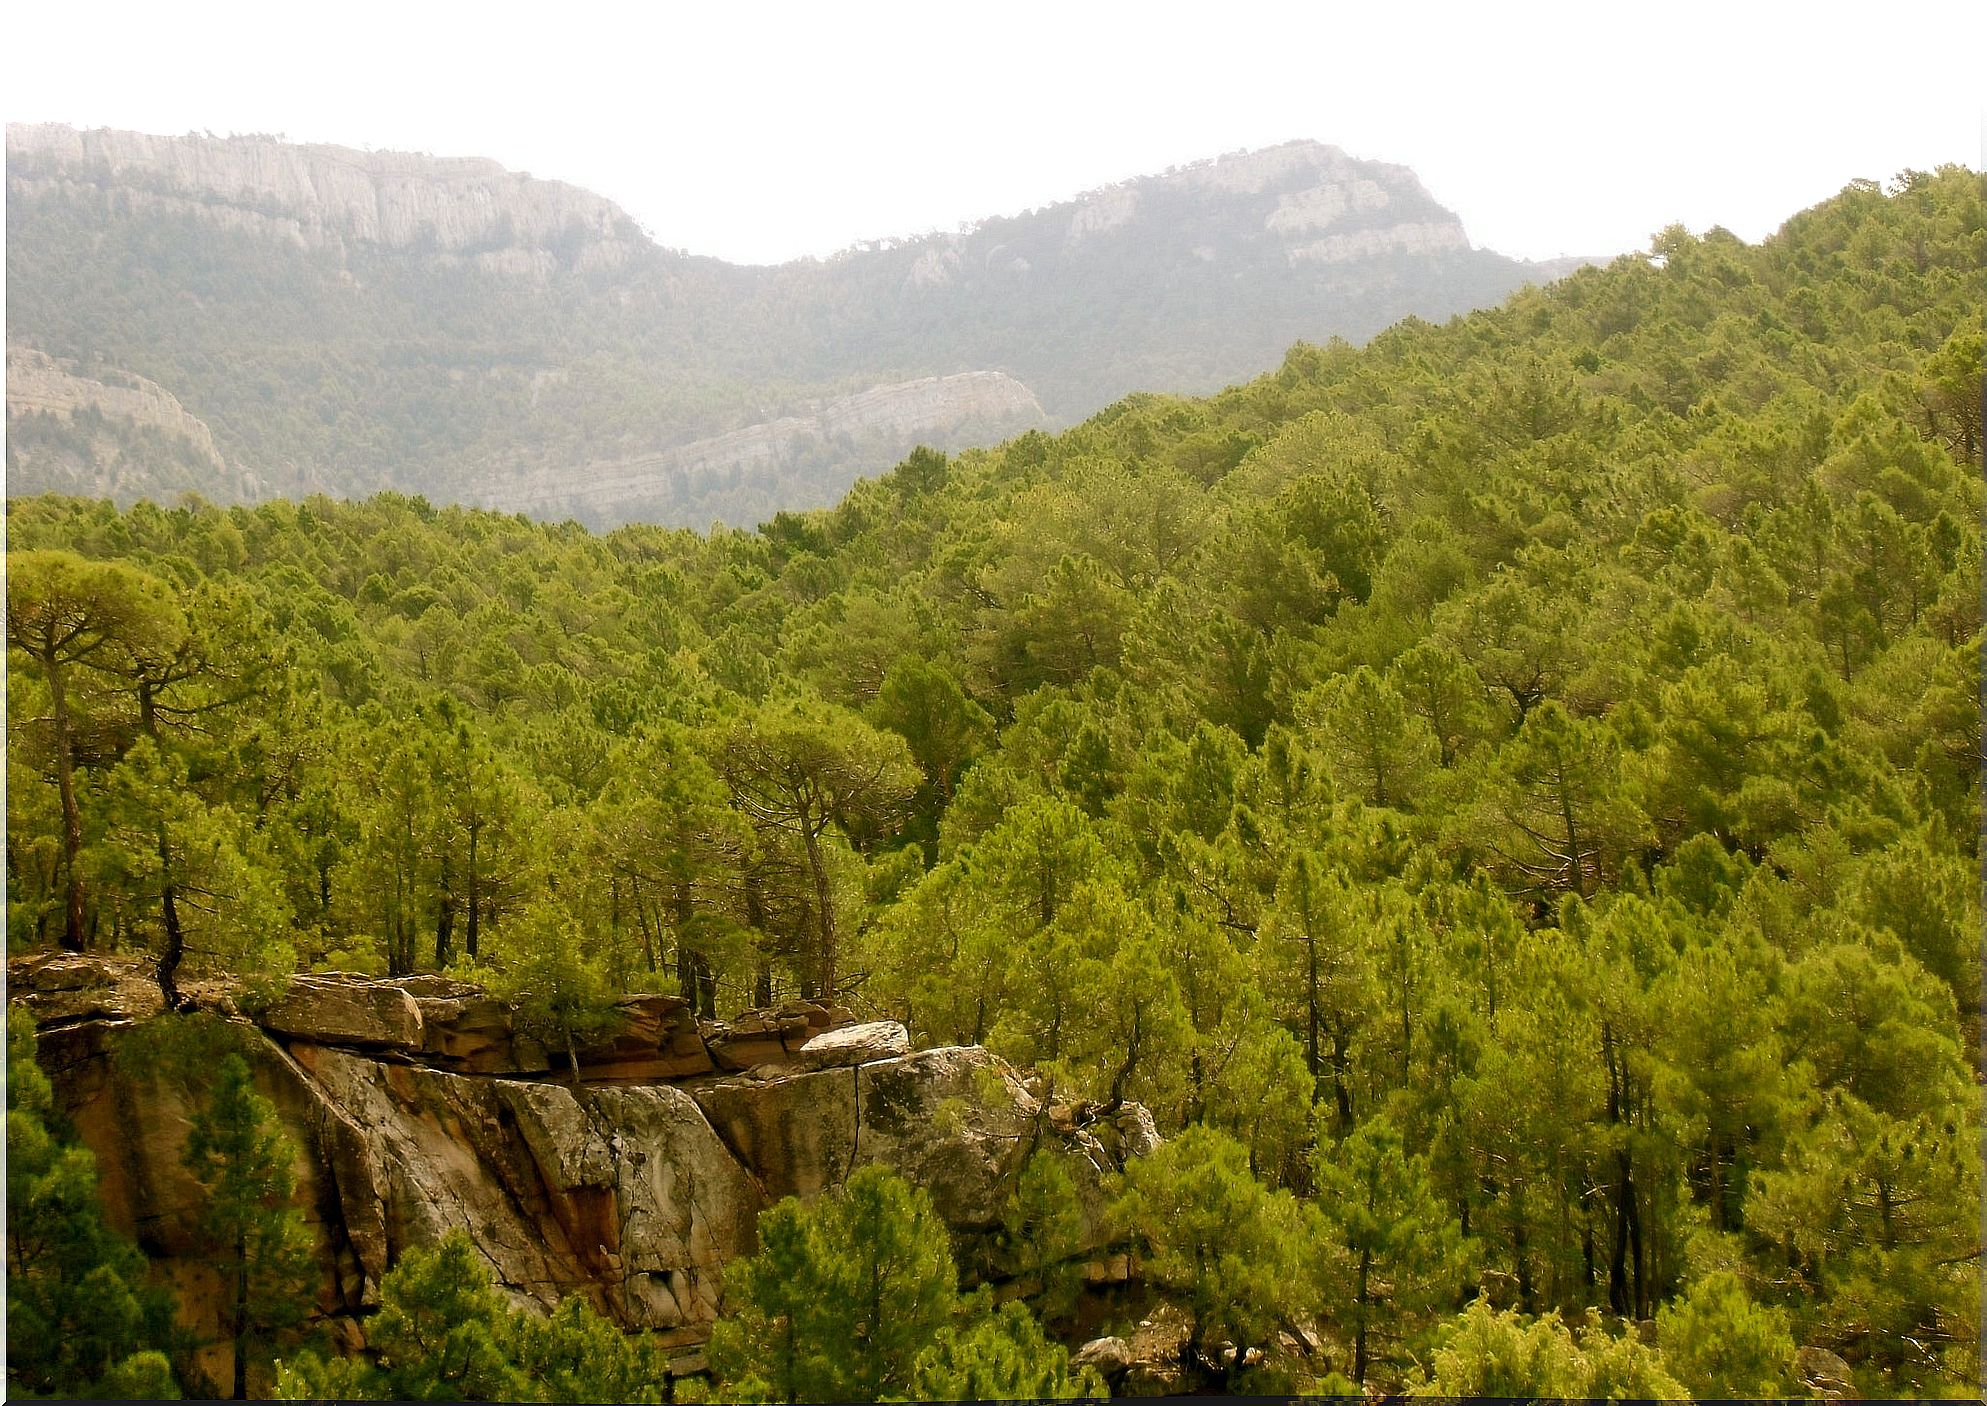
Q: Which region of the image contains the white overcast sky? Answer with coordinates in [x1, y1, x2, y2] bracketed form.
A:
[7, 1, 1984, 266]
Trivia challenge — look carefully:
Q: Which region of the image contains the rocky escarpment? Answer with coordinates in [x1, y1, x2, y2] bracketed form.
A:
[5, 123, 644, 277]
[1057, 139, 1472, 268]
[5, 345, 262, 502]
[9, 954, 1149, 1389]
[470, 371, 1046, 525]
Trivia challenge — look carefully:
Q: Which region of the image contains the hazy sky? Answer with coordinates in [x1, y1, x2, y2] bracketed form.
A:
[8, 1, 1984, 266]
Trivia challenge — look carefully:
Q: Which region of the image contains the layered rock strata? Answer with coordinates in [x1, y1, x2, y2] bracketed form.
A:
[7, 953, 1145, 1383]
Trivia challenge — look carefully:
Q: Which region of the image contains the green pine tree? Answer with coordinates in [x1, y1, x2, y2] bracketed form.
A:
[708, 1164, 958, 1403]
[6, 1006, 181, 1399]
[181, 1052, 318, 1399]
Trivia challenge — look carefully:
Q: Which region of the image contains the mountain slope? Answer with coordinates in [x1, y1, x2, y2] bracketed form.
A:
[6, 126, 1580, 525]
[5, 168, 1980, 1398]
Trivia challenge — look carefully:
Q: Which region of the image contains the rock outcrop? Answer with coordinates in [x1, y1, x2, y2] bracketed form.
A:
[6, 123, 643, 273]
[466, 371, 1046, 527]
[7, 954, 1147, 1386]
[4, 345, 257, 502]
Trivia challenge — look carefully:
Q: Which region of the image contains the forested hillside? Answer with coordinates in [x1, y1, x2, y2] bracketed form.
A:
[7, 167, 1983, 1398]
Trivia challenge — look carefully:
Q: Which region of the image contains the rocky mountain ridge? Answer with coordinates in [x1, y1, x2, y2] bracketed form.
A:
[5, 122, 646, 274]
[9, 953, 1153, 1392]
[7, 125, 1592, 526]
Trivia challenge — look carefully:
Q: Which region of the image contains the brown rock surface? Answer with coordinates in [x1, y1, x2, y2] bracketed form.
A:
[7, 950, 166, 1026]
[6, 954, 1149, 1374]
[259, 974, 423, 1051]
[1796, 1345, 1859, 1401]
[691, 1045, 1043, 1228]
[571, 993, 713, 1082]
[405, 989, 550, 1074]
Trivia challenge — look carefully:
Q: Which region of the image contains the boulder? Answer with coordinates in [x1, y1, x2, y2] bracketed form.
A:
[1122, 1360, 1188, 1396]
[1796, 1345, 1858, 1401]
[1082, 1253, 1132, 1284]
[703, 1020, 790, 1072]
[260, 976, 422, 1052]
[702, 1001, 838, 1072]
[1073, 1336, 1133, 1377]
[1120, 1304, 1194, 1396]
[409, 992, 549, 1075]
[571, 994, 713, 1082]
[383, 973, 482, 1000]
[7, 952, 166, 1026]
[1113, 1102, 1162, 1159]
[794, 1020, 910, 1068]
[691, 1046, 1037, 1226]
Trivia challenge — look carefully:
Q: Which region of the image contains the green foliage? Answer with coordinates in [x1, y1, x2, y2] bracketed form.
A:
[505, 1294, 671, 1404]
[707, 1165, 1097, 1402]
[1312, 1111, 1467, 1381]
[709, 1164, 957, 1403]
[910, 1292, 1105, 1401]
[5, 1006, 181, 1399]
[995, 1150, 1089, 1325]
[1114, 1126, 1318, 1380]
[281, 1232, 525, 1401]
[181, 1052, 318, 1397]
[9, 166, 1984, 1396]
[1410, 1297, 1687, 1401]
[489, 899, 623, 1084]
[1654, 1270, 1795, 1398]
[275, 1231, 665, 1403]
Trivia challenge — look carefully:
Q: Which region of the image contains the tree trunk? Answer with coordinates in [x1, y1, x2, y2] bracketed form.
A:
[434, 855, 456, 970]
[232, 1233, 249, 1399]
[1106, 1005, 1144, 1112]
[801, 822, 838, 997]
[46, 662, 87, 952]
[1513, 1212, 1535, 1314]
[1353, 1245, 1372, 1383]
[465, 822, 481, 958]
[1328, 1025, 1354, 1132]
[745, 870, 774, 1005]
[157, 828, 186, 1011]
[1302, 906, 1321, 1086]
[674, 879, 715, 1013]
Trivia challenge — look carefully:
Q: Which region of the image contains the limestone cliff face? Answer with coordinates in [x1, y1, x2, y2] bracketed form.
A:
[9, 955, 1143, 1386]
[6, 122, 644, 274]
[5, 345, 261, 500]
[6, 346, 222, 457]
[989, 138, 1473, 275]
[471, 371, 1046, 525]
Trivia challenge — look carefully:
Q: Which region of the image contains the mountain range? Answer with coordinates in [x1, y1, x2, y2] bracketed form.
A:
[5, 124, 1592, 526]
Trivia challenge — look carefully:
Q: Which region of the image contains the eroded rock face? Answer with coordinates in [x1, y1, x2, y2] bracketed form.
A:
[794, 1019, 911, 1069]
[6, 123, 641, 267]
[7, 950, 168, 1026]
[690, 1046, 1037, 1225]
[467, 371, 1046, 526]
[6, 955, 1148, 1375]
[260, 975, 423, 1051]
